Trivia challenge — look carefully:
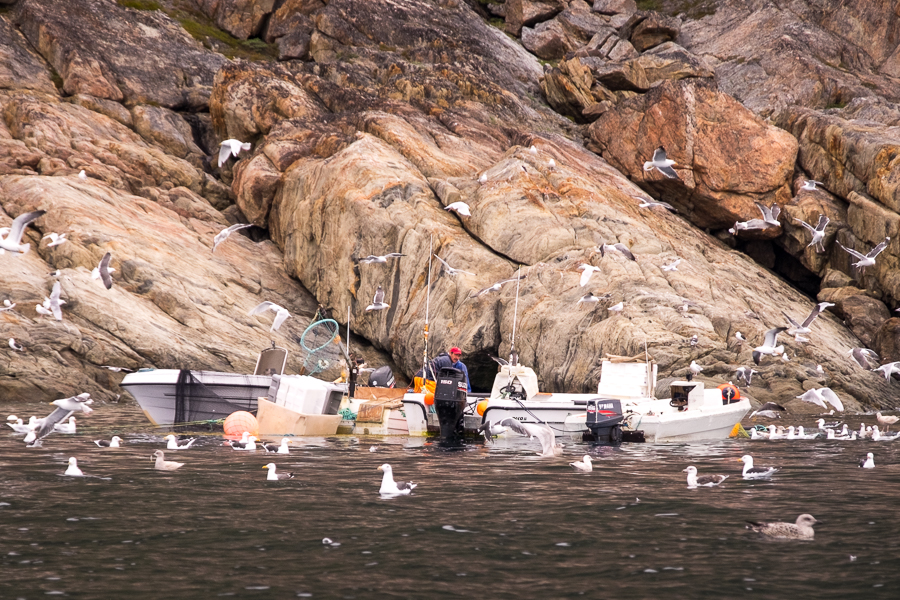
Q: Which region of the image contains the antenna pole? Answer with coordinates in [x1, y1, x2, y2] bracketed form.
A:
[510, 266, 521, 362]
[424, 235, 433, 380]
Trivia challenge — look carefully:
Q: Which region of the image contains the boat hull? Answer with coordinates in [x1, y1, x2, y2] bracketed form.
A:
[120, 370, 271, 425]
[624, 399, 751, 442]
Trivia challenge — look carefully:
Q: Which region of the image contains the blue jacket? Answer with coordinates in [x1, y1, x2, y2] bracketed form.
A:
[429, 353, 471, 392]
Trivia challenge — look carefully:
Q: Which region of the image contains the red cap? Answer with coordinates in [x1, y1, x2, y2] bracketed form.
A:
[450, 347, 462, 355]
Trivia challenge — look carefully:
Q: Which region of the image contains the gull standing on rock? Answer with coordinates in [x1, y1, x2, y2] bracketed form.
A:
[876, 412, 899, 432]
[212, 223, 253, 253]
[249, 301, 291, 332]
[365, 286, 390, 312]
[689, 361, 703, 376]
[607, 301, 624, 313]
[218, 139, 251, 168]
[9, 338, 24, 351]
[0, 210, 46, 255]
[643, 146, 679, 179]
[577, 292, 601, 307]
[794, 215, 829, 253]
[1, 299, 15, 312]
[91, 252, 114, 289]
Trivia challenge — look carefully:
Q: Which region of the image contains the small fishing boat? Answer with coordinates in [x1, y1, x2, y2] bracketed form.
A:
[469, 358, 750, 443]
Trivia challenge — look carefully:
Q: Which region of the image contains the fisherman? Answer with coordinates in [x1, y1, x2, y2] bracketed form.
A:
[429, 346, 471, 393]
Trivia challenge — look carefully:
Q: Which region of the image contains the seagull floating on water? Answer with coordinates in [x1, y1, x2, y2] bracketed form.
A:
[739, 455, 779, 479]
[218, 139, 251, 168]
[262, 438, 292, 454]
[746, 514, 817, 539]
[164, 435, 197, 450]
[65, 457, 84, 477]
[643, 146, 679, 179]
[377, 463, 417, 496]
[859, 452, 875, 469]
[94, 436, 123, 448]
[569, 455, 592, 472]
[683, 466, 727, 487]
[152, 450, 184, 471]
[263, 463, 294, 480]
[53, 416, 77, 434]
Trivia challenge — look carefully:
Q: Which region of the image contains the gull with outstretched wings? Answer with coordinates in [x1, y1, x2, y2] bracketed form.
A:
[249, 301, 291, 331]
[478, 418, 563, 457]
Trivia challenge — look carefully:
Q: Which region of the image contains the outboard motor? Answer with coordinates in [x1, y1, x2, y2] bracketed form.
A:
[433, 367, 467, 442]
[368, 366, 395, 388]
[584, 398, 625, 445]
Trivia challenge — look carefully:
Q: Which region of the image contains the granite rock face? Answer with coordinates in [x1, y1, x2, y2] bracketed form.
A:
[2, 0, 900, 416]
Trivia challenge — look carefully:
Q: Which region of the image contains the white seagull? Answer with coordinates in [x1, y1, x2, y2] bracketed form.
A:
[91, 252, 114, 289]
[42, 232, 67, 247]
[64, 457, 84, 477]
[755, 202, 782, 227]
[164, 435, 197, 450]
[736, 367, 759, 387]
[473, 275, 524, 298]
[433, 254, 475, 276]
[377, 463, 417, 496]
[752, 327, 787, 365]
[662, 258, 681, 271]
[479, 418, 563, 457]
[837, 237, 890, 276]
[800, 180, 823, 191]
[78, 170, 87, 180]
[262, 438, 292, 454]
[633, 196, 676, 212]
[218, 139, 251, 168]
[794, 215, 829, 253]
[43, 281, 66, 321]
[859, 452, 874, 469]
[53, 416, 77, 434]
[599, 243, 636, 261]
[249, 301, 291, 331]
[689, 361, 703, 376]
[9, 338, 24, 351]
[478, 173, 487, 184]
[577, 292, 604, 306]
[782, 302, 834, 338]
[445, 202, 471, 217]
[94, 436, 123, 448]
[0, 210, 46, 255]
[358, 253, 405, 264]
[365, 286, 390, 312]
[739, 455, 779, 479]
[263, 463, 294, 480]
[0, 299, 15, 312]
[152, 450, 184, 471]
[212, 223, 253, 253]
[796, 388, 844, 412]
[643, 146, 679, 179]
[608, 301, 624, 313]
[569, 455, 593, 472]
[683, 466, 727, 487]
[873, 362, 900, 381]
[578, 264, 601, 287]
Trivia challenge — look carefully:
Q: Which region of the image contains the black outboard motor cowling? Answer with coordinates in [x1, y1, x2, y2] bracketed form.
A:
[584, 398, 626, 445]
[368, 366, 395, 388]
[434, 367, 467, 442]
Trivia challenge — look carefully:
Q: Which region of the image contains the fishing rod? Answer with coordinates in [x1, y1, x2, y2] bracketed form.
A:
[423, 235, 434, 382]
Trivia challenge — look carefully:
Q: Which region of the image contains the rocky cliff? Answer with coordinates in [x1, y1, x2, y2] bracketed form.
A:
[1, 0, 899, 413]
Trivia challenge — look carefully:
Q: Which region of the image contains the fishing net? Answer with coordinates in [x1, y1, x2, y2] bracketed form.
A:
[300, 318, 344, 376]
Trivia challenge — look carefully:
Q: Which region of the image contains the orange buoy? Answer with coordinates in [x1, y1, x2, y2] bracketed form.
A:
[476, 400, 489, 416]
[223, 411, 258, 439]
[718, 383, 740, 403]
[424, 392, 435, 406]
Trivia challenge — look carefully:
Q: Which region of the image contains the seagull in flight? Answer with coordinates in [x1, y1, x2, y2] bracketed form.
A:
[578, 292, 609, 306]
[782, 302, 833, 338]
[365, 286, 390, 312]
[643, 146, 679, 179]
[91, 252, 114, 289]
[752, 327, 787, 365]
[218, 139, 251, 168]
[837, 237, 890, 276]
[0, 210, 45, 255]
[212, 223, 253, 253]
[794, 215, 829, 252]
[358, 253, 405, 264]
[872, 361, 900, 381]
[800, 180, 824, 191]
[796, 387, 844, 412]
[848, 347, 879, 370]
[735, 367, 758, 386]
[633, 196, 676, 211]
[433, 254, 475, 276]
[43, 281, 66, 321]
[445, 202, 471, 217]
[749, 401, 784, 419]
[479, 418, 563, 457]
[729, 219, 774, 235]
[662, 258, 680, 271]
[755, 202, 782, 227]
[473, 275, 524, 298]
[42, 232, 67, 247]
[599, 242, 636, 261]
[578, 264, 601, 287]
[249, 301, 291, 331]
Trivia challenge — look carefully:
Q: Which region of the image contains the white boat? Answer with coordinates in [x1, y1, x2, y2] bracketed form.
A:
[473, 359, 750, 443]
[120, 369, 273, 426]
